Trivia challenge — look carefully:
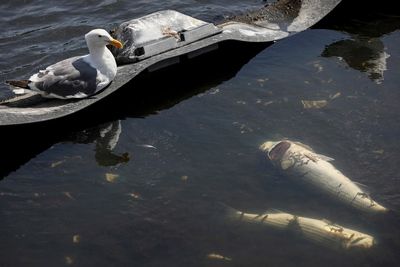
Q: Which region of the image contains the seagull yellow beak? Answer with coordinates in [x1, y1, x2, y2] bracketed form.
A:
[109, 38, 123, 49]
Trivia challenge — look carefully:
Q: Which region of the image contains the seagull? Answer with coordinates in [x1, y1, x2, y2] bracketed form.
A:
[6, 29, 123, 99]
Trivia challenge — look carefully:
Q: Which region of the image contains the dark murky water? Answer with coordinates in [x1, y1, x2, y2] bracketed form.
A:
[1, 1, 400, 266]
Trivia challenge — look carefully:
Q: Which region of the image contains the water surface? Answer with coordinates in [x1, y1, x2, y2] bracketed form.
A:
[1, 1, 400, 266]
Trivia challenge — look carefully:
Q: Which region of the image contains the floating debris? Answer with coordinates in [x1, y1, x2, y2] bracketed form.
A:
[138, 144, 157, 149]
[227, 207, 375, 250]
[301, 100, 328, 109]
[372, 149, 384, 155]
[260, 140, 387, 213]
[209, 88, 220, 95]
[313, 61, 324, 72]
[329, 92, 341, 100]
[72, 234, 81, 244]
[302, 92, 340, 109]
[206, 253, 232, 261]
[263, 100, 274, 106]
[65, 256, 74, 265]
[105, 173, 119, 183]
[63, 192, 76, 200]
[129, 192, 141, 199]
[51, 160, 65, 168]
[232, 121, 253, 134]
[257, 78, 266, 86]
[181, 175, 188, 181]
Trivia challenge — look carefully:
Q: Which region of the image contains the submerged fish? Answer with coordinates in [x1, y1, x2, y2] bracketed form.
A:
[260, 140, 387, 213]
[228, 208, 375, 250]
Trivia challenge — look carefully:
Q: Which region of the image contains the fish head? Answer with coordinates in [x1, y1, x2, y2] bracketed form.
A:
[369, 201, 388, 213]
[355, 193, 388, 213]
[345, 234, 375, 249]
[259, 141, 280, 153]
[260, 140, 292, 163]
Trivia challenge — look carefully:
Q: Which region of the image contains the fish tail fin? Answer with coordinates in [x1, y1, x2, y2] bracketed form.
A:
[6, 80, 30, 89]
[218, 202, 245, 222]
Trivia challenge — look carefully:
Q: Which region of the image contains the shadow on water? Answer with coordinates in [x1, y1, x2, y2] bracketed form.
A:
[0, 41, 270, 179]
[103, 41, 270, 119]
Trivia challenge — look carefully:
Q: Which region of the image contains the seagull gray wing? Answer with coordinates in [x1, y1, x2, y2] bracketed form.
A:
[29, 56, 103, 99]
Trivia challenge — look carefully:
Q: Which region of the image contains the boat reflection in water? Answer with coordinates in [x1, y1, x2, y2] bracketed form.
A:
[322, 37, 389, 84]
[321, 14, 400, 84]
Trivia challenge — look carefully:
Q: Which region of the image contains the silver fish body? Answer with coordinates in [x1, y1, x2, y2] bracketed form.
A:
[229, 208, 375, 250]
[260, 140, 387, 213]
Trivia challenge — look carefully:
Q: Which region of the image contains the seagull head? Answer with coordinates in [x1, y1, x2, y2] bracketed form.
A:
[85, 29, 123, 50]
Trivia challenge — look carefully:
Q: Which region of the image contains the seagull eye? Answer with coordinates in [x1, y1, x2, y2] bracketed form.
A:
[98, 35, 102, 38]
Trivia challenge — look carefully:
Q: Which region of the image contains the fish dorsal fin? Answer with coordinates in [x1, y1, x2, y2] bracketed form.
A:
[293, 141, 335, 161]
[322, 219, 344, 230]
[315, 153, 335, 162]
[322, 218, 333, 225]
[353, 182, 370, 193]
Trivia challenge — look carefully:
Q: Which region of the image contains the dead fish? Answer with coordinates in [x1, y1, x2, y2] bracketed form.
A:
[50, 160, 65, 168]
[228, 208, 374, 250]
[259, 140, 387, 213]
